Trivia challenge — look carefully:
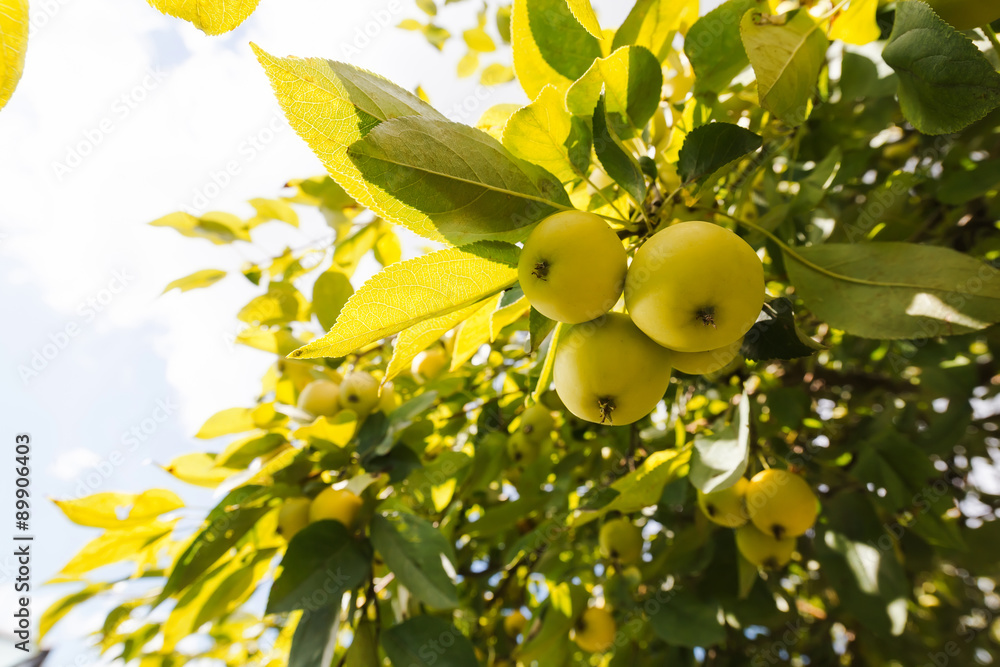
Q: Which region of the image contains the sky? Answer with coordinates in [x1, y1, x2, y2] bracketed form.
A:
[0, 1, 653, 665]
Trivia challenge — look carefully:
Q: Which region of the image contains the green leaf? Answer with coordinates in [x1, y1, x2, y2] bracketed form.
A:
[146, 0, 260, 34]
[649, 591, 725, 648]
[566, 46, 664, 134]
[490, 288, 529, 339]
[528, 307, 556, 353]
[293, 413, 358, 450]
[267, 521, 370, 613]
[289, 605, 339, 667]
[741, 297, 823, 361]
[784, 242, 1000, 339]
[516, 583, 587, 662]
[290, 241, 520, 359]
[252, 45, 449, 242]
[851, 431, 964, 549]
[676, 122, 762, 183]
[613, 0, 699, 62]
[312, 270, 354, 332]
[689, 393, 750, 494]
[511, 0, 603, 99]
[382, 616, 478, 667]
[937, 159, 1000, 205]
[370, 511, 459, 609]
[883, 1, 1000, 135]
[686, 0, 757, 93]
[39, 584, 105, 641]
[0, 0, 29, 111]
[162, 269, 226, 294]
[740, 8, 829, 126]
[53, 490, 183, 529]
[593, 97, 647, 207]
[816, 493, 911, 637]
[503, 84, 592, 184]
[344, 617, 379, 667]
[159, 487, 275, 602]
[346, 115, 570, 244]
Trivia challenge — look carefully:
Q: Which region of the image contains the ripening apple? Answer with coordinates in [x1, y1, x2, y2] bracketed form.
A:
[517, 404, 555, 444]
[338, 372, 380, 416]
[572, 607, 616, 653]
[412, 348, 448, 382]
[518, 211, 627, 324]
[377, 381, 397, 412]
[297, 380, 340, 418]
[670, 338, 743, 376]
[745, 469, 819, 539]
[697, 478, 749, 528]
[925, 0, 1000, 30]
[736, 523, 796, 569]
[276, 497, 311, 541]
[625, 221, 764, 352]
[503, 610, 528, 637]
[554, 313, 673, 425]
[309, 487, 363, 529]
[599, 517, 644, 564]
[506, 432, 540, 466]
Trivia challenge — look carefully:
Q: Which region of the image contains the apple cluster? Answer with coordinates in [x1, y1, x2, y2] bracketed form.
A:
[697, 469, 819, 569]
[518, 211, 766, 425]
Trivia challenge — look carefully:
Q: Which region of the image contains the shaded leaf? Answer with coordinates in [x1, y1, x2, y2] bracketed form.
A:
[677, 122, 762, 183]
[741, 297, 823, 361]
[371, 511, 459, 609]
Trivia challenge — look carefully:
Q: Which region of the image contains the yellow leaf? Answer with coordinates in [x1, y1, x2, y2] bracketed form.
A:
[480, 63, 515, 86]
[58, 521, 175, 576]
[464, 27, 497, 52]
[53, 490, 183, 529]
[146, 0, 261, 35]
[289, 241, 519, 359]
[39, 584, 105, 642]
[386, 301, 486, 381]
[196, 407, 255, 439]
[476, 103, 521, 140]
[162, 269, 226, 294]
[150, 211, 251, 244]
[829, 0, 880, 46]
[566, 0, 603, 37]
[0, 0, 29, 110]
[235, 325, 303, 356]
[162, 453, 240, 488]
[457, 51, 479, 78]
[248, 197, 298, 227]
[490, 294, 529, 341]
[292, 412, 358, 448]
[450, 298, 496, 371]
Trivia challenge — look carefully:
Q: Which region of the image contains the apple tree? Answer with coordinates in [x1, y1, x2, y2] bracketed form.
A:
[43, 1, 1000, 665]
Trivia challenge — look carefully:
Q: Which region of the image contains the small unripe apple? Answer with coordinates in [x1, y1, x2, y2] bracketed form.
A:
[599, 517, 644, 564]
[338, 372, 380, 416]
[517, 404, 554, 444]
[309, 487, 363, 529]
[736, 523, 796, 569]
[297, 380, 340, 417]
[697, 478, 749, 528]
[745, 469, 818, 539]
[506, 432, 540, 466]
[412, 348, 448, 382]
[503, 610, 528, 637]
[572, 607, 616, 653]
[276, 497, 311, 541]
